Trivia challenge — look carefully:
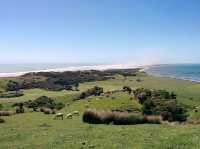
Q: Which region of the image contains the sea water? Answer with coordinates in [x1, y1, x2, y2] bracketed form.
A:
[145, 64, 200, 82]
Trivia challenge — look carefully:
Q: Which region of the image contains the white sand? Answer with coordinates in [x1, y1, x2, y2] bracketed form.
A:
[0, 64, 140, 77]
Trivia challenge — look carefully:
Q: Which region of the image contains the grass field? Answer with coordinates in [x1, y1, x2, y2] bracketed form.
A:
[1, 73, 200, 149]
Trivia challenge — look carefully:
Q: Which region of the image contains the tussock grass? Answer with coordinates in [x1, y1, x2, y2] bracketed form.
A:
[0, 110, 16, 116]
[83, 109, 162, 125]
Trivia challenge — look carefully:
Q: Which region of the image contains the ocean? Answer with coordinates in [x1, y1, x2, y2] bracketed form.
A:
[145, 64, 200, 82]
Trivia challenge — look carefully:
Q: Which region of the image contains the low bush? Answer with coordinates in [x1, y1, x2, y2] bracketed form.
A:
[6, 80, 21, 91]
[0, 91, 24, 98]
[133, 87, 185, 122]
[0, 118, 5, 123]
[133, 88, 176, 101]
[122, 86, 132, 94]
[83, 109, 162, 125]
[13, 103, 25, 114]
[16, 107, 25, 114]
[79, 86, 103, 99]
[54, 102, 65, 110]
[142, 98, 187, 122]
[24, 96, 65, 111]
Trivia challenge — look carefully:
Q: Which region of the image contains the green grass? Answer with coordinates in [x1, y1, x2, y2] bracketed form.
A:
[1, 73, 200, 148]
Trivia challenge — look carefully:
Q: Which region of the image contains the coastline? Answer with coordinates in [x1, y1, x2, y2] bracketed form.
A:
[1, 63, 200, 84]
[0, 64, 139, 78]
[144, 69, 200, 84]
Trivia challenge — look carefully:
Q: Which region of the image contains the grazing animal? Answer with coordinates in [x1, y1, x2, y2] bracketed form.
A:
[66, 113, 73, 119]
[72, 111, 80, 116]
[54, 113, 64, 120]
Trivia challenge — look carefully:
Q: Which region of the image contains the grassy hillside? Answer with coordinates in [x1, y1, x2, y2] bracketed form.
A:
[0, 73, 200, 148]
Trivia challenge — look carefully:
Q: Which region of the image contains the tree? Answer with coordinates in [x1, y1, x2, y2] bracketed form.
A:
[74, 83, 79, 91]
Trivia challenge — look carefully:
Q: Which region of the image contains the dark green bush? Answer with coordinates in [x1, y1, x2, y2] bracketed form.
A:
[122, 86, 132, 94]
[0, 118, 5, 123]
[24, 96, 65, 110]
[12, 103, 25, 114]
[55, 102, 65, 110]
[6, 80, 21, 91]
[134, 88, 176, 100]
[133, 87, 186, 122]
[0, 91, 24, 98]
[79, 86, 103, 99]
[142, 98, 187, 122]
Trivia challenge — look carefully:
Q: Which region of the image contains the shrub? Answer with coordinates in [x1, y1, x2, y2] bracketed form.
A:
[137, 92, 148, 104]
[0, 118, 5, 123]
[133, 88, 152, 101]
[16, 107, 25, 114]
[79, 92, 89, 99]
[6, 80, 21, 91]
[88, 86, 103, 96]
[0, 91, 24, 98]
[24, 96, 65, 111]
[133, 88, 176, 100]
[122, 86, 132, 94]
[136, 78, 142, 82]
[79, 86, 103, 99]
[55, 102, 65, 110]
[13, 103, 25, 114]
[142, 98, 187, 122]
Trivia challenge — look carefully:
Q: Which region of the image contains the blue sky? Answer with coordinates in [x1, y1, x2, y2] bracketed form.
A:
[0, 0, 200, 64]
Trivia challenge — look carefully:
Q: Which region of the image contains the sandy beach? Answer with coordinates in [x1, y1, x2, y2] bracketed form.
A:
[0, 64, 139, 77]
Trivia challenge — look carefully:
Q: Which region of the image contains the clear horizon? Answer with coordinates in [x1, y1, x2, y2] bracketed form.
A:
[0, 0, 200, 65]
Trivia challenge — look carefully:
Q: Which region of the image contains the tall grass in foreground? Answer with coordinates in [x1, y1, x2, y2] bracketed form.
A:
[83, 109, 162, 125]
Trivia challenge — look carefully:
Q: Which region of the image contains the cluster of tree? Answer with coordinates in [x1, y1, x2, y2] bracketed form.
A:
[133, 88, 187, 122]
[0, 90, 24, 98]
[79, 86, 104, 99]
[103, 69, 139, 77]
[6, 69, 139, 91]
[23, 96, 65, 111]
[6, 80, 73, 91]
